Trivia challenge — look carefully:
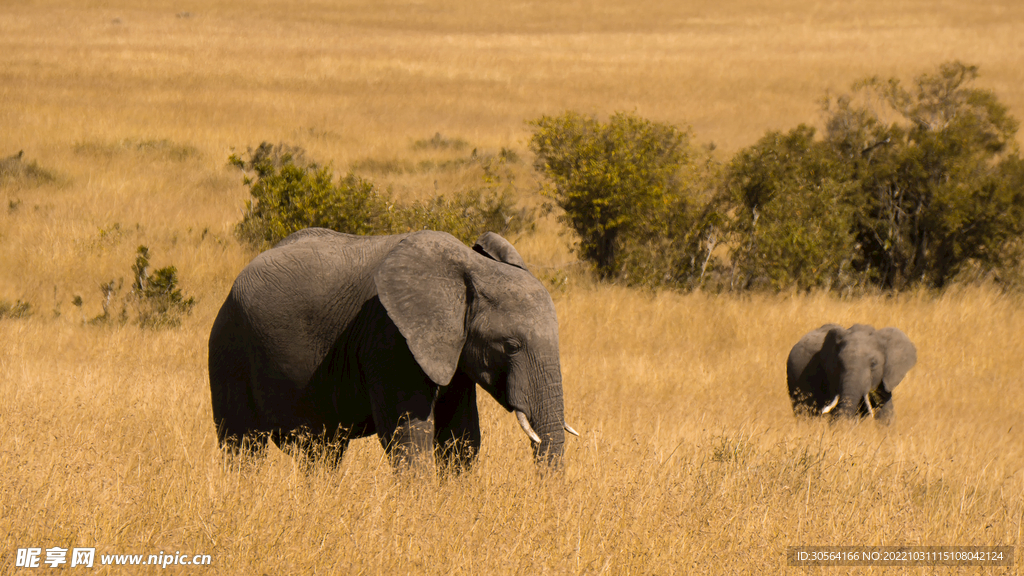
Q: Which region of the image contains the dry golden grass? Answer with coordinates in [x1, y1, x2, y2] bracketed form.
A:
[1, 0, 1023, 573]
[2, 288, 1022, 573]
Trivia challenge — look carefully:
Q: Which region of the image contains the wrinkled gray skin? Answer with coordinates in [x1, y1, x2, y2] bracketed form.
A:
[209, 228, 569, 470]
[787, 324, 917, 424]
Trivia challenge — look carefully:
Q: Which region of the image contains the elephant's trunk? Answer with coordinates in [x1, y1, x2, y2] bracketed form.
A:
[836, 365, 873, 418]
[530, 412, 566, 467]
[510, 361, 566, 467]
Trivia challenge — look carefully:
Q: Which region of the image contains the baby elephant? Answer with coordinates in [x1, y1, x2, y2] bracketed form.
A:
[787, 324, 917, 424]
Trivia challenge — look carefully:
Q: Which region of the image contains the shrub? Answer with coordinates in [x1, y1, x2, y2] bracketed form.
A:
[528, 111, 718, 285]
[130, 246, 196, 328]
[412, 133, 469, 152]
[394, 188, 529, 245]
[0, 151, 58, 188]
[723, 125, 857, 290]
[84, 247, 195, 328]
[722, 61, 1024, 291]
[231, 143, 392, 249]
[395, 151, 534, 244]
[72, 138, 199, 162]
[0, 299, 32, 320]
[232, 142, 534, 250]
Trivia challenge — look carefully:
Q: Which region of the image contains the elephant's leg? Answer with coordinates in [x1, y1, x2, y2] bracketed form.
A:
[321, 425, 354, 468]
[358, 308, 441, 470]
[210, 301, 266, 459]
[387, 411, 436, 469]
[213, 385, 267, 459]
[434, 372, 481, 473]
[273, 426, 351, 469]
[874, 401, 894, 425]
[219, 426, 269, 460]
[365, 365, 438, 469]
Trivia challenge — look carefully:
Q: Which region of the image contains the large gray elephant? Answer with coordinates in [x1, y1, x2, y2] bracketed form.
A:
[787, 324, 917, 424]
[208, 228, 576, 470]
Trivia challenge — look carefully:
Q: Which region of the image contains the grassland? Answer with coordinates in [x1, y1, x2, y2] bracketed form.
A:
[1, 0, 1023, 573]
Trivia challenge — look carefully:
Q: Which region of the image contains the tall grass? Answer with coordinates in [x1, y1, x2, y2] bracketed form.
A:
[1, 288, 1021, 573]
[1, 0, 1022, 573]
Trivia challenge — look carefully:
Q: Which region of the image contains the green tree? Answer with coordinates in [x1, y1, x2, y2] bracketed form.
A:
[528, 111, 697, 280]
[824, 61, 1024, 288]
[724, 125, 856, 290]
[723, 61, 1024, 291]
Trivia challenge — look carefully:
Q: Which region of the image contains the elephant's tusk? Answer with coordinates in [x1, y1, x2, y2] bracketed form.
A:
[864, 394, 874, 418]
[516, 410, 541, 444]
[821, 395, 840, 414]
[564, 423, 580, 437]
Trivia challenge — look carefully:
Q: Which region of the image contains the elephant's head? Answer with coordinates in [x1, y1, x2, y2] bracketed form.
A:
[820, 324, 917, 423]
[374, 231, 575, 466]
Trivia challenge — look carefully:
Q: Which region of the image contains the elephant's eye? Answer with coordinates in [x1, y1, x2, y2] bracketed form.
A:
[503, 339, 522, 355]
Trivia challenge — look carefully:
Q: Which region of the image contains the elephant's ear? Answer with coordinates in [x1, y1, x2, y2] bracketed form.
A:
[819, 326, 845, 384]
[878, 327, 917, 391]
[374, 232, 470, 386]
[472, 232, 528, 271]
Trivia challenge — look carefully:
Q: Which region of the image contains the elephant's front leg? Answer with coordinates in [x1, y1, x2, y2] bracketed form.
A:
[434, 372, 481, 473]
[368, 373, 439, 470]
[361, 312, 442, 470]
[389, 410, 436, 469]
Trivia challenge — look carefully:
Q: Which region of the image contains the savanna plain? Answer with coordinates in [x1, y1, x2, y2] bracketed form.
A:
[2, 0, 1023, 573]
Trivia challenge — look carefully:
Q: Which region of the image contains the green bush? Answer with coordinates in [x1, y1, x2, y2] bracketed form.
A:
[232, 143, 392, 249]
[130, 246, 196, 328]
[721, 61, 1024, 291]
[723, 125, 857, 290]
[613, 145, 725, 290]
[231, 142, 533, 250]
[82, 246, 195, 328]
[824, 61, 1024, 289]
[528, 111, 715, 283]
[393, 187, 531, 245]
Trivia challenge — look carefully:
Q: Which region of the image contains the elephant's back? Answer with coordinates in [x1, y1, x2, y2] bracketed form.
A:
[272, 227, 362, 249]
[226, 231, 410, 377]
[235, 230, 409, 296]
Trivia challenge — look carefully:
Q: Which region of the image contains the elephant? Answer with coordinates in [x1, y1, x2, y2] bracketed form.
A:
[208, 228, 577, 471]
[787, 323, 917, 424]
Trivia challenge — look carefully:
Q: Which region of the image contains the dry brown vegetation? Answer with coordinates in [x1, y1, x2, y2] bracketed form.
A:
[1, 0, 1022, 573]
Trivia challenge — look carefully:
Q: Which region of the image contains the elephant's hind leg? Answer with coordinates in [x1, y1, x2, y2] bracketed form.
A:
[211, 371, 266, 459]
[210, 299, 266, 459]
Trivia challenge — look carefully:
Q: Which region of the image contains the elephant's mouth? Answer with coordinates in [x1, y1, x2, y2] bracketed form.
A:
[482, 385, 518, 416]
[822, 384, 892, 418]
[474, 378, 578, 446]
[859, 385, 891, 417]
[513, 409, 578, 445]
